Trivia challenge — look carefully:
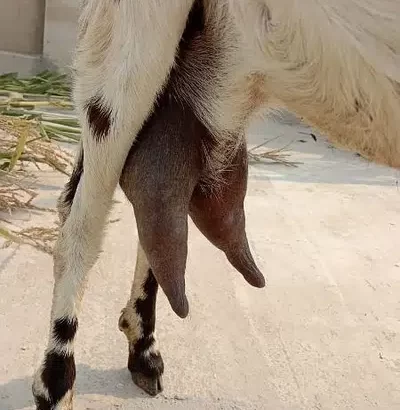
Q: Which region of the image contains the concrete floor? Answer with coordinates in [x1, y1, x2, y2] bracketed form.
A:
[1, 118, 400, 409]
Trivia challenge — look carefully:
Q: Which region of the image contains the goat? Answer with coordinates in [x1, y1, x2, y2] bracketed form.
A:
[32, 0, 400, 408]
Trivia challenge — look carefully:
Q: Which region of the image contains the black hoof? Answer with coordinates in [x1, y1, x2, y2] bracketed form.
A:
[33, 394, 52, 410]
[131, 371, 163, 396]
[32, 351, 75, 409]
[128, 349, 164, 397]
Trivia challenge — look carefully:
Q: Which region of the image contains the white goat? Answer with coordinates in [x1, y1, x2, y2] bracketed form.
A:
[32, 1, 400, 409]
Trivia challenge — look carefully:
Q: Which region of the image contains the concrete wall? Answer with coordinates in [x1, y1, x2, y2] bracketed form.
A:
[0, 0, 46, 54]
[0, 0, 46, 74]
[0, 0, 79, 75]
[43, 0, 79, 71]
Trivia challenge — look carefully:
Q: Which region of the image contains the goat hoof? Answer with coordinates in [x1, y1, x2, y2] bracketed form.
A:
[128, 348, 164, 396]
[131, 372, 163, 396]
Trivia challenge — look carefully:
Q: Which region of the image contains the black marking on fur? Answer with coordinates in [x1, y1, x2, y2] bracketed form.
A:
[127, 269, 164, 377]
[85, 95, 112, 141]
[33, 395, 52, 410]
[135, 269, 158, 338]
[128, 347, 164, 379]
[63, 149, 83, 208]
[181, 0, 205, 44]
[170, 0, 207, 87]
[53, 317, 78, 343]
[41, 352, 76, 406]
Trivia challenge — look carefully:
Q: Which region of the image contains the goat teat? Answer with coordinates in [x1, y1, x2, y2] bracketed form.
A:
[189, 142, 265, 289]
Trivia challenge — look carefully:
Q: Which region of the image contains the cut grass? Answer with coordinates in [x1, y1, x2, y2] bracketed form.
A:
[0, 71, 72, 97]
[248, 136, 301, 167]
[0, 71, 75, 253]
[0, 117, 73, 174]
[1, 225, 59, 255]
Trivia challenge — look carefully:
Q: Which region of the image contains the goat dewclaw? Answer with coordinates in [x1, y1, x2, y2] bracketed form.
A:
[120, 95, 265, 319]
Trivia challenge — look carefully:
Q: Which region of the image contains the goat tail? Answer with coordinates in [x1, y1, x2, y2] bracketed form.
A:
[233, 0, 400, 167]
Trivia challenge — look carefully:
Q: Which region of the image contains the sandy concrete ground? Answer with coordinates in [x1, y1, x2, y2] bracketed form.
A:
[1, 117, 400, 410]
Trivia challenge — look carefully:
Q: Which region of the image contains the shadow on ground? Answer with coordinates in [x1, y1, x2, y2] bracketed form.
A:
[0, 364, 147, 410]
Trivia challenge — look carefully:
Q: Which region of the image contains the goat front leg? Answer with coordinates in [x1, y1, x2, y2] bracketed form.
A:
[119, 242, 163, 396]
[32, 1, 194, 409]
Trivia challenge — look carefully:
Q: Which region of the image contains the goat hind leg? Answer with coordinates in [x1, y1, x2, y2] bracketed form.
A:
[119, 242, 163, 396]
[32, 1, 194, 408]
